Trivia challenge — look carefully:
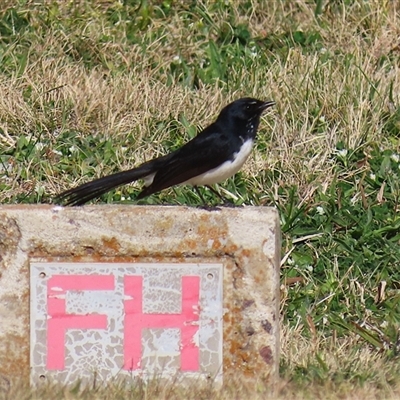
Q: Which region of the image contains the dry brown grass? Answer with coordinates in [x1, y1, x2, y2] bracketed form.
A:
[3, 325, 400, 400]
[2, 4, 399, 193]
[2, 46, 400, 199]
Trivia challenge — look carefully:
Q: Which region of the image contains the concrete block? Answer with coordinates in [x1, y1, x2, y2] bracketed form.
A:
[0, 205, 280, 384]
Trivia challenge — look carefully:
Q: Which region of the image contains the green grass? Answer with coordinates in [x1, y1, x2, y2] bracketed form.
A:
[1, 0, 400, 398]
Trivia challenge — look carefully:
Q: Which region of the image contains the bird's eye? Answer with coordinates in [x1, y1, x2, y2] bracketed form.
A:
[246, 105, 250, 110]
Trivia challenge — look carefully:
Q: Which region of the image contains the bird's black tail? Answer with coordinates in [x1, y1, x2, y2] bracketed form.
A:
[55, 164, 154, 206]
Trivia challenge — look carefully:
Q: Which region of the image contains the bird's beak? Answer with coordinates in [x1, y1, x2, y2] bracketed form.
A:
[259, 100, 275, 111]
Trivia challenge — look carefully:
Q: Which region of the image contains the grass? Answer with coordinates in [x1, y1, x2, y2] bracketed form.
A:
[1, 0, 400, 398]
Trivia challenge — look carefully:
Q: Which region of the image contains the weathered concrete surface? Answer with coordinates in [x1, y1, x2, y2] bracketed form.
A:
[0, 205, 280, 383]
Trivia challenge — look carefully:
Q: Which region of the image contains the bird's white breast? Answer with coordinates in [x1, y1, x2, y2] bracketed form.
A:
[186, 139, 254, 186]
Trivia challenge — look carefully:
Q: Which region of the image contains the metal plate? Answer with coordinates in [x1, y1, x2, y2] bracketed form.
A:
[30, 262, 223, 384]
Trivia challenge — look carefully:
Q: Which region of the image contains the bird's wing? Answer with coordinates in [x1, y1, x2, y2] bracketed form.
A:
[137, 128, 234, 198]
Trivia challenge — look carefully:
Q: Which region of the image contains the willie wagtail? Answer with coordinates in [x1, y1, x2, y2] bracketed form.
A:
[55, 97, 275, 206]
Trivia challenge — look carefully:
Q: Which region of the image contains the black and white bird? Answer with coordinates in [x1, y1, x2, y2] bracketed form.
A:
[55, 97, 275, 206]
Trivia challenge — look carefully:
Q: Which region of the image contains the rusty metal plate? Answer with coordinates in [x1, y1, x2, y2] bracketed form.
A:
[30, 262, 223, 384]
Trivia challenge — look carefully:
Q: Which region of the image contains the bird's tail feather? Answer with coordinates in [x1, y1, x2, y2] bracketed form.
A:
[55, 165, 154, 206]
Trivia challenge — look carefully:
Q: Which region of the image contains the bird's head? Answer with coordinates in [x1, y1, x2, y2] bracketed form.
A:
[217, 97, 275, 124]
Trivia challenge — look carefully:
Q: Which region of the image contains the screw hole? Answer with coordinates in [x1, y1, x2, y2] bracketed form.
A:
[39, 374, 46, 380]
[207, 273, 214, 280]
[39, 272, 46, 278]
